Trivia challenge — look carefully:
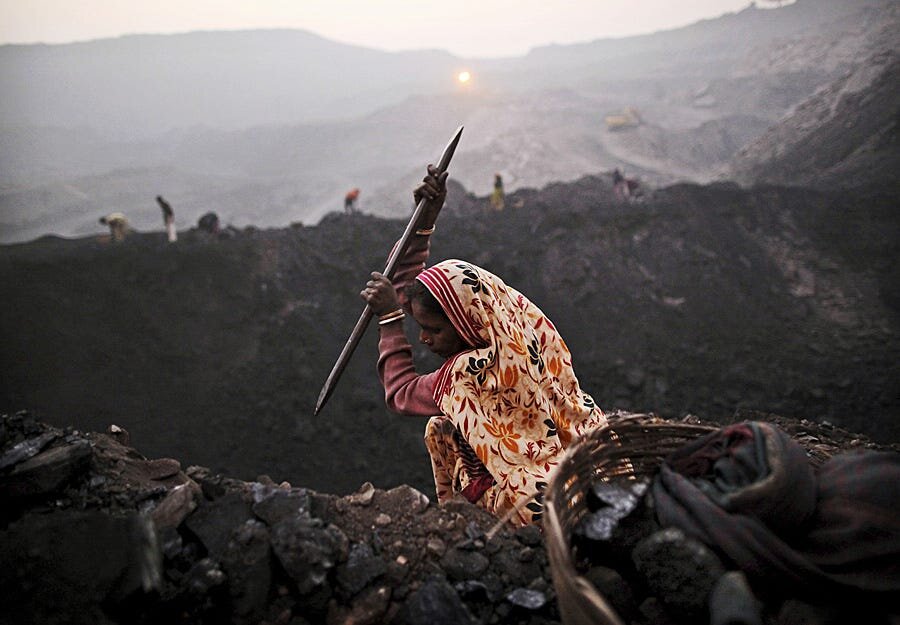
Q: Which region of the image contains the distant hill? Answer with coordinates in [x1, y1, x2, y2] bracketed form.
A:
[0, 29, 459, 137]
[2, 177, 897, 493]
[0, 0, 896, 244]
[0, 0, 884, 137]
[727, 49, 900, 191]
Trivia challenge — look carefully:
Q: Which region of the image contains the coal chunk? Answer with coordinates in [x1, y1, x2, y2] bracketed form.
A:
[632, 527, 726, 619]
[271, 514, 348, 595]
[395, 578, 476, 625]
[1, 510, 162, 625]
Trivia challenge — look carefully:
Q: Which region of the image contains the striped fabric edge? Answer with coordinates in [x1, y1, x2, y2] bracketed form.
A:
[416, 264, 483, 347]
[433, 352, 463, 404]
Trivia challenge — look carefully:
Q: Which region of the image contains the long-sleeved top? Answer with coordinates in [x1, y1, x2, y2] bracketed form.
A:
[376, 234, 442, 416]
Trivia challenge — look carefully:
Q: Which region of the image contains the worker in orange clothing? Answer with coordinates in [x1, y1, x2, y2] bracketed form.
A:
[345, 188, 360, 213]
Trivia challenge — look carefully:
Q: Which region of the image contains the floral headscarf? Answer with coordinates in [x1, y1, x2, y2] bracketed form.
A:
[416, 259, 606, 524]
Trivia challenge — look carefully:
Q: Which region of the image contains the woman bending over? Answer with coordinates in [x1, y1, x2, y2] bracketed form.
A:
[362, 166, 607, 526]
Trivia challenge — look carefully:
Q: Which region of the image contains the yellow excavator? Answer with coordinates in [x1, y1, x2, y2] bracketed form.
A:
[605, 107, 642, 131]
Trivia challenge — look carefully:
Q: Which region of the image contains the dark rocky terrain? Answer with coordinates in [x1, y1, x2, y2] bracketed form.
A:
[1, 3, 899, 622]
[728, 48, 900, 191]
[1, 410, 556, 625]
[2, 175, 898, 497]
[2, 120, 899, 625]
[3, 409, 895, 625]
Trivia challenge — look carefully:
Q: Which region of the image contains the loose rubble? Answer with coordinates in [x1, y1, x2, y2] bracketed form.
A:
[1, 411, 561, 625]
[2, 410, 896, 625]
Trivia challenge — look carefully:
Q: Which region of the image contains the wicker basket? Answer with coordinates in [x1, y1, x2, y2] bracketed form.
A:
[544, 412, 718, 625]
[542, 410, 882, 624]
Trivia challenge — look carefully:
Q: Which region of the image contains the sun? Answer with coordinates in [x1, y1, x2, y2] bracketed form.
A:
[457, 71, 471, 84]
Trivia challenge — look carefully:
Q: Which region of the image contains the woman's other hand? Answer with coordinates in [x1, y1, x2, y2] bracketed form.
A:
[413, 164, 448, 229]
[360, 272, 401, 316]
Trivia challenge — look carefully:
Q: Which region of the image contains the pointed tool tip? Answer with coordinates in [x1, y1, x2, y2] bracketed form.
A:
[315, 380, 335, 415]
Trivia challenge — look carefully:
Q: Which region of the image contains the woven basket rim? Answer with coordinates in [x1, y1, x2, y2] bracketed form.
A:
[542, 411, 863, 625]
[544, 412, 718, 625]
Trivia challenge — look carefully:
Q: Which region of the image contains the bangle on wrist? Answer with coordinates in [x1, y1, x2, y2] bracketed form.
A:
[415, 225, 435, 236]
[378, 313, 405, 325]
[378, 308, 403, 321]
[378, 309, 405, 325]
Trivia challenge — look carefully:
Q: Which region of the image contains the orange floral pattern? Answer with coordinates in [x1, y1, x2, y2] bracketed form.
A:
[418, 260, 607, 526]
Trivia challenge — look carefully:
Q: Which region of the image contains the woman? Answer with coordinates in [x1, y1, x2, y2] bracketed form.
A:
[490, 172, 505, 211]
[362, 166, 606, 526]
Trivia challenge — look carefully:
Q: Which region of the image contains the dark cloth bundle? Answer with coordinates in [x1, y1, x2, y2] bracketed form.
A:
[653, 421, 900, 601]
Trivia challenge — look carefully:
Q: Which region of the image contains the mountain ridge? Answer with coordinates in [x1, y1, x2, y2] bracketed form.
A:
[2, 0, 895, 244]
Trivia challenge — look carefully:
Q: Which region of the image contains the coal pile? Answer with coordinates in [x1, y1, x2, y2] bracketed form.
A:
[570, 481, 897, 625]
[1, 177, 898, 501]
[4, 410, 897, 625]
[1, 411, 563, 625]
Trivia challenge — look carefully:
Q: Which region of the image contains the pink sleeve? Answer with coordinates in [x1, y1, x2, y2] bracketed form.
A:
[377, 323, 441, 415]
[389, 234, 427, 311]
[376, 234, 441, 416]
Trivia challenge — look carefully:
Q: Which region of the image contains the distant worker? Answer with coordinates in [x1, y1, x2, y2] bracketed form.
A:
[612, 168, 630, 201]
[157, 195, 177, 243]
[197, 211, 220, 235]
[345, 188, 360, 213]
[99, 212, 130, 242]
[490, 173, 505, 211]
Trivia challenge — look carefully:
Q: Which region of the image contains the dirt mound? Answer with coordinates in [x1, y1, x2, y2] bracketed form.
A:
[0, 411, 557, 625]
[728, 49, 900, 191]
[3, 410, 895, 625]
[1, 178, 898, 497]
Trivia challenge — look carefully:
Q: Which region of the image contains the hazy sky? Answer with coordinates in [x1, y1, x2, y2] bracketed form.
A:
[0, 0, 764, 58]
